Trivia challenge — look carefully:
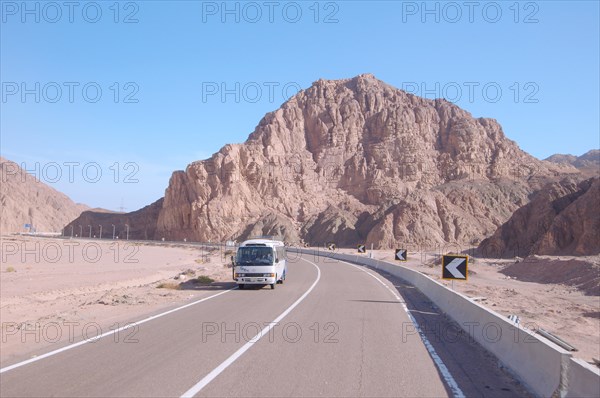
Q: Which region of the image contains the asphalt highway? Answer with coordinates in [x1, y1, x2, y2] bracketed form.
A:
[0, 255, 530, 397]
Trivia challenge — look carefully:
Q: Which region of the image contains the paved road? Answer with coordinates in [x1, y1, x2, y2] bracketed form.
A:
[0, 255, 530, 397]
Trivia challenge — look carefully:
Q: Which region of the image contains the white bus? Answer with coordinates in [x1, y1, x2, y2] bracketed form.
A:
[233, 239, 287, 290]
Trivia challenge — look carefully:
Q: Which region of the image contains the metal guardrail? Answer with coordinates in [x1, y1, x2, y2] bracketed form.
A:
[537, 328, 578, 352]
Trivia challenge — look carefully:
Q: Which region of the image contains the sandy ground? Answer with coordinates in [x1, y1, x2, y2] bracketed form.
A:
[0, 236, 233, 366]
[1, 236, 598, 368]
[333, 247, 600, 364]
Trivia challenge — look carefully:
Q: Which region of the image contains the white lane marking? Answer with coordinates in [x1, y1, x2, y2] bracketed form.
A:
[0, 288, 236, 374]
[180, 259, 321, 398]
[446, 258, 466, 279]
[341, 261, 466, 398]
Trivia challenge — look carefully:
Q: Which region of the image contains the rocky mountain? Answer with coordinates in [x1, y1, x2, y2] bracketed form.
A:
[0, 157, 88, 234]
[66, 74, 581, 248]
[478, 177, 600, 256]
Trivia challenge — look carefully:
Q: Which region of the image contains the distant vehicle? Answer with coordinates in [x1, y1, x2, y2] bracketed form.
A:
[232, 239, 287, 290]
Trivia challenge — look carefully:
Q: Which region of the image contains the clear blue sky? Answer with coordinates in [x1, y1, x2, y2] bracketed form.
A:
[1, 0, 599, 211]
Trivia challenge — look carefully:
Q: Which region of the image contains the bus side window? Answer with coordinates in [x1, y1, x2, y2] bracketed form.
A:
[276, 247, 284, 262]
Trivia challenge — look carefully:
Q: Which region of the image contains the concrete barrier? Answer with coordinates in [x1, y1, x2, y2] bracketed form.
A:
[288, 248, 599, 398]
[566, 358, 600, 398]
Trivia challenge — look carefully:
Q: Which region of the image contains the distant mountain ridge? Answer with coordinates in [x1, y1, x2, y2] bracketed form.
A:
[545, 150, 599, 174]
[66, 74, 586, 248]
[0, 157, 88, 234]
[65, 199, 163, 239]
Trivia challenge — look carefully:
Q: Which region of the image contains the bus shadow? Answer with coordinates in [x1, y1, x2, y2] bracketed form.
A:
[178, 281, 238, 291]
[238, 284, 275, 291]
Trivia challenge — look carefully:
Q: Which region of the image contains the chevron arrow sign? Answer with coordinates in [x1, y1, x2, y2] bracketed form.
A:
[395, 249, 407, 261]
[442, 255, 468, 281]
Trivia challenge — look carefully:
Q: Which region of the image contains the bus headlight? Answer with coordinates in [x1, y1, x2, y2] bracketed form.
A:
[264, 273, 275, 277]
[235, 273, 245, 278]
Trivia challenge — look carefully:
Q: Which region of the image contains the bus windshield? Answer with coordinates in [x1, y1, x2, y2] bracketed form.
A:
[236, 246, 274, 266]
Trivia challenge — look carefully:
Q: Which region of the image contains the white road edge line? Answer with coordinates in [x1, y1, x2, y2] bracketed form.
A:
[180, 259, 321, 398]
[0, 288, 236, 374]
[341, 260, 466, 398]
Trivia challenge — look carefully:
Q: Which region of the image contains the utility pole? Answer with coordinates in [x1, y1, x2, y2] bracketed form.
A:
[119, 198, 126, 213]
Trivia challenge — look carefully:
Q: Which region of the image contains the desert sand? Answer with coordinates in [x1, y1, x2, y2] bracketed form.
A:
[1, 236, 598, 368]
[0, 236, 233, 366]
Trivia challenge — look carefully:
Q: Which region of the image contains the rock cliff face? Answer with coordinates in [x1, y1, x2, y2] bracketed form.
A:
[67, 74, 580, 248]
[478, 177, 600, 256]
[0, 157, 88, 234]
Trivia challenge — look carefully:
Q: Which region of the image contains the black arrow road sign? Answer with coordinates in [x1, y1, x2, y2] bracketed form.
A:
[395, 249, 407, 261]
[357, 244, 366, 254]
[442, 255, 468, 280]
